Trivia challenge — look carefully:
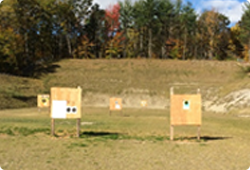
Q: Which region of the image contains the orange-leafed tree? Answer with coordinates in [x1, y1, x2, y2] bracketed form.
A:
[105, 3, 125, 58]
[105, 32, 124, 58]
[105, 3, 120, 36]
[166, 38, 183, 59]
[74, 35, 95, 59]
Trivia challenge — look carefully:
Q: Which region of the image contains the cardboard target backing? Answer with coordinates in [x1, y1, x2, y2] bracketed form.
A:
[110, 98, 122, 111]
[37, 94, 50, 108]
[50, 87, 82, 119]
[170, 94, 201, 126]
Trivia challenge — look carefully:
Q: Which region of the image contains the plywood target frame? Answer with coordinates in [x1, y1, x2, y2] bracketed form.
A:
[50, 87, 82, 119]
[170, 94, 201, 126]
[170, 87, 202, 141]
[50, 87, 82, 137]
[109, 98, 122, 115]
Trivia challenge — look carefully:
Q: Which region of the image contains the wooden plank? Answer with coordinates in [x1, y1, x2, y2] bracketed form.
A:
[51, 118, 55, 136]
[76, 118, 81, 138]
[197, 126, 201, 140]
[170, 125, 174, 141]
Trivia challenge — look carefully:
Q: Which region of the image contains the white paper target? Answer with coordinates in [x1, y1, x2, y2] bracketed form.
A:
[115, 104, 121, 109]
[52, 100, 67, 118]
[183, 100, 190, 110]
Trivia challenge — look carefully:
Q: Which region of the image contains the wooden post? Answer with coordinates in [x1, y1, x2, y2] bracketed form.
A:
[76, 118, 81, 138]
[197, 88, 200, 94]
[170, 87, 174, 140]
[51, 119, 55, 136]
[170, 87, 174, 96]
[197, 126, 201, 140]
[170, 125, 174, 141]
[197, 88, 201, 141]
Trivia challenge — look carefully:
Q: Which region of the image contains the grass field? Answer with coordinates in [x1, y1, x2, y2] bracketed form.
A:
[0, 107, 250, 170]
[1, 59, 250, 169]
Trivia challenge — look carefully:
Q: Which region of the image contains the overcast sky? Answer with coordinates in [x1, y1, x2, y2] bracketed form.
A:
[93, 0, 247, 26]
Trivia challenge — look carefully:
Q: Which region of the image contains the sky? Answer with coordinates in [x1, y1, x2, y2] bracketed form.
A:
[93, 0, 247, 27]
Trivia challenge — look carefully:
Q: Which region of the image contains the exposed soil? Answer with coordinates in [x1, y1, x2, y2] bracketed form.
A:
[83, 88, 250, 114]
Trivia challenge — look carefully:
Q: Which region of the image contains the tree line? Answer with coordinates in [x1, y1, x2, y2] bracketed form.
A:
[0, 0, 250, 77]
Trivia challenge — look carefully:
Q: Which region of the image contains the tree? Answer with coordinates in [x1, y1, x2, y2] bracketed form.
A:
[197, 10, 230, 59]
[133, 0, 146, 57]
[105, 32, 124, 58]
[156, 0, 174, 58]
[0, 0, 94, 76]
[133, 0, 161, 58]
[229, 23, 244, 59]
[84, 4, 107, 58]
[240, 1, 250, 61]
[104, 3, 121, 58]
[179, 2, 197, 60]
[74, 35, 94, 58]
[119, 0, 134, 58]
[105, 3, 120, 36]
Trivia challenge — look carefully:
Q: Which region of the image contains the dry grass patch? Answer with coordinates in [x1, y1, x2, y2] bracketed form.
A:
[1, 59, 250, 111]
[42, 59, 245, 97]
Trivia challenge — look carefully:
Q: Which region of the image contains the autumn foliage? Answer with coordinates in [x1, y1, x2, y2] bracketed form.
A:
[105, 3, 120, 33]
[0, 0, 250, 77]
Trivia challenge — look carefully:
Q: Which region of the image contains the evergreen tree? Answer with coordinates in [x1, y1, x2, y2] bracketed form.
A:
[84, 4, 106, 58]
[119, 0, 134, 58]
[240, 1, 250, 61]
[179, 2, 197, 59]
[156, 0, 174, 59]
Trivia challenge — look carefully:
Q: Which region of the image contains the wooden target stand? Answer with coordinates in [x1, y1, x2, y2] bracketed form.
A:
[109, 98, 122, 115]
[170, 87, 202, 141]
[50, 87, 82, 137]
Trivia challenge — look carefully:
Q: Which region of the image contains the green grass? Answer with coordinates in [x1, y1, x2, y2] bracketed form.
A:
[0, 107, 250, 170]
[1, 59, 250, 109]
[0, 126, 49, 136]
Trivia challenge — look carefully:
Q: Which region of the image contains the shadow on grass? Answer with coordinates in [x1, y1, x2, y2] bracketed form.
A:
[33, 64, 60, 78]
[81, 131, 120, 136]
[12, 96, 36, 102]
[12, 96, 37, 107]
[201, 136, 232, 141]
[175, 136, 232, 142]
[80, 131, 122, 140]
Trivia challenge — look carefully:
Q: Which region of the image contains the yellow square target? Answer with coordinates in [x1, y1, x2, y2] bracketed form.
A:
[37, 94, 50, 108]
